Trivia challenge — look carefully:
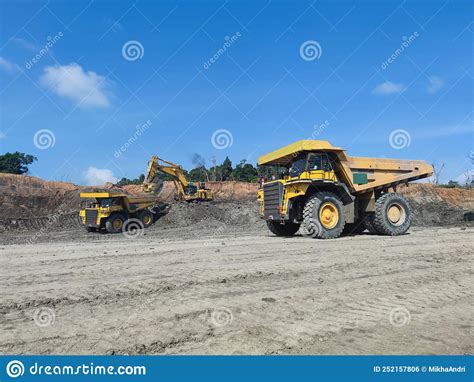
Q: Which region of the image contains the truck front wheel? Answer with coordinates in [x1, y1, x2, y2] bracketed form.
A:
[266, 220, 300, 236]
[373, 193, 411, 236]
[302, 192, 345, 239]
[105, 213, 126, 233]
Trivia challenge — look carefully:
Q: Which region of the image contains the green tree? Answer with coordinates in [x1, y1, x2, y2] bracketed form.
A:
[232, 160, 258, 182]
[0, 152, 37, 174]
[116, 174, 145, 186]
[188, 167, 209, 182]
[221, 156, 233, 181]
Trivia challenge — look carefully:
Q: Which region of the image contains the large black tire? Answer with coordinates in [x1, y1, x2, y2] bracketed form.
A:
[302, 192, 345, 239]
[373, 193, 412, 236]
[266, 220, 300, 236]
[105, 213, 126, 234]
[85, 226, 97, 233]
[137, 209, 154, 228]
[363, 213, 379, 234]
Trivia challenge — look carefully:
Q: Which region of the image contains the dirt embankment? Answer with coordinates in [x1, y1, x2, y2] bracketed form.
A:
[0, 173, 472, 232]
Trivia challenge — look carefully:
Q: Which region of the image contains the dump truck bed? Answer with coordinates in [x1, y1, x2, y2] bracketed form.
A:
[79, 192, 158, 204]
[258, 140, 433, 194]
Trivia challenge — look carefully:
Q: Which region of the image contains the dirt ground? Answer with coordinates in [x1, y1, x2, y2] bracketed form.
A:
[1, 174, 473, 355]
[0, 222, 472, 355]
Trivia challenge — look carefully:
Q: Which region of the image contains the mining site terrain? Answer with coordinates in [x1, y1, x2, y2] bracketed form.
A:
[0, 174, 473, 355]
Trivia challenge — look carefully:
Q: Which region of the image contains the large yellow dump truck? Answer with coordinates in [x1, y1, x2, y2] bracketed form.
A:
[257, 140, 433, 239]
[79, 192, 164, 233]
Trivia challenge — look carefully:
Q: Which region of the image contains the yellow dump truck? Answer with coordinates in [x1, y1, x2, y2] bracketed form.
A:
[258, 140, 433, 239]
[79, 192, 164, 233]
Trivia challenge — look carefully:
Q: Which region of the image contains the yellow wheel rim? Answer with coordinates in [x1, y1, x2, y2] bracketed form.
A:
[387, 203, 406, 226]
[113, 218, 123, 230]
[143, 215, 151, 225]
[319, 202, 339, 229]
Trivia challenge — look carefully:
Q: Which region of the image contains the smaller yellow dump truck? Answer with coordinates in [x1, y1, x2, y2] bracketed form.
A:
[79, 192, 164, 233]
[258, 140, 433, 239]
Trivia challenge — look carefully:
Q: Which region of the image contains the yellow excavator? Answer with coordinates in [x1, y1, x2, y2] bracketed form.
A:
[143, 156, 214, 202]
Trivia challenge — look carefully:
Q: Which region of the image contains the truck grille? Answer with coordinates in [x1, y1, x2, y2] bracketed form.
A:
[263, 182, 283, 220]
[85, 209, 98, 227]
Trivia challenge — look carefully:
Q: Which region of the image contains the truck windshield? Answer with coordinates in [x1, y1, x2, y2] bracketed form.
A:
[289, 156, 307, 177]
[98, 198, 120, 207]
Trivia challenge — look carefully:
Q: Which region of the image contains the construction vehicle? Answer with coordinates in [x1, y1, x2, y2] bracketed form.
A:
[79, 192, 165, 233]
[143, 156, 214, 202]
[257, 140, 433, 239]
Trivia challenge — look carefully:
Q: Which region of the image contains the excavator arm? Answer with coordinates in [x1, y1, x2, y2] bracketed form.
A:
[143, 156, 190, 198]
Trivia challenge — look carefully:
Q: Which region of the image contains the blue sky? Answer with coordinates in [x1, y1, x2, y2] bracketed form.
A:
[0, 0, 472, 185]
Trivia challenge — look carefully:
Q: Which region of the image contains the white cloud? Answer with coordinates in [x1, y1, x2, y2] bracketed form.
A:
[0, 56, 19, 72]
[372, 81, 404, 95]
[427, 75, 444, 94]
[39, 63, 111, 108]
[84, 167, 118, 185]
[454, 169, 473, 185]
[0, 131, 6, 139]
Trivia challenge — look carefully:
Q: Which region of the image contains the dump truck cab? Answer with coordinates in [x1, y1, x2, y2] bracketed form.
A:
[258, 140, 433, 239]
[79, 192, 164, 233]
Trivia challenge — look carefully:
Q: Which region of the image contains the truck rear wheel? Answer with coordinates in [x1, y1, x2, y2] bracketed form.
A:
[373, 193, 411, 236]
[302, 192, 345, 239]
[266, 220, 300, 236]
[105, 213, 126, 234]
[137, 210, 154, 228]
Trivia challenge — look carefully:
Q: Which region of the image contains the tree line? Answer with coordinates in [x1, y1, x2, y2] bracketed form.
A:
[1, 152, 472, 189]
